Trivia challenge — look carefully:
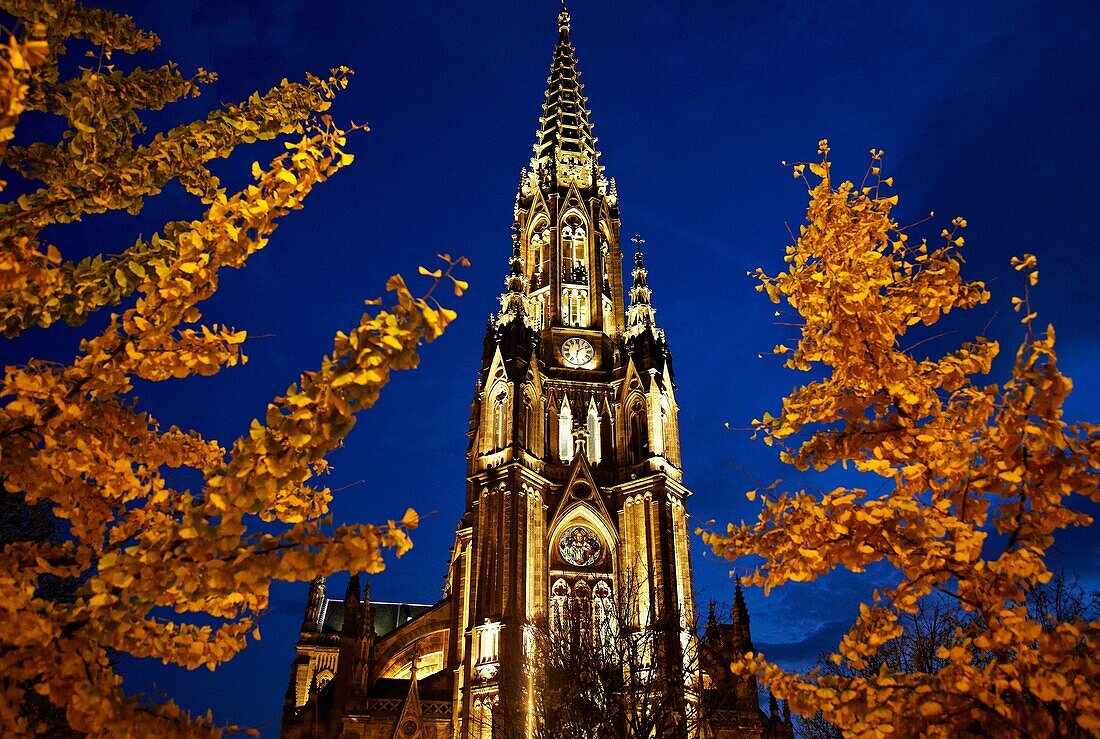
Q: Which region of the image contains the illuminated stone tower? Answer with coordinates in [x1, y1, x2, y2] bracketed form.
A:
[279, 8, 782, 738]
[450, 6, 695, 732]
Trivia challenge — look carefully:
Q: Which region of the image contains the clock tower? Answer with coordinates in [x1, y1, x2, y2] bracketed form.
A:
[453, 6, 695, 732]
[279, 7, 781, 738]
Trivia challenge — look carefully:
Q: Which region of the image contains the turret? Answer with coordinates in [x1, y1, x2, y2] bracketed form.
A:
[731, 581, 753, 654]
[764, 691, 796, 739]
[331, 574, 374, 725]
[625, 235, 656, 337]
[624, 235, 673, 378]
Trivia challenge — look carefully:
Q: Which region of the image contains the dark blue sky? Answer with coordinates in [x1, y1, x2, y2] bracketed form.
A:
[11, 0, 1099, 733]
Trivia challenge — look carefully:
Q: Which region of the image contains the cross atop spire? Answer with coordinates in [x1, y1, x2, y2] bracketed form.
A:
[626, 234, 658, 337]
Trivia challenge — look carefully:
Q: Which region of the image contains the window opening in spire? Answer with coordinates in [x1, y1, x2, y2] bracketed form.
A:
[628, 401, 648, 463]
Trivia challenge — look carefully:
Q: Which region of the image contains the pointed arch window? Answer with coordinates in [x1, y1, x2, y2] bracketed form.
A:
[656, 396, 671, 455]
[628, 400, 648, 464]
[550, 579, 571, 634]
[562, 288, 589, 327]
[573, 580, 593, 639]
[571, 224, 587, 269]
[593, 579, 615, 647]
[492, 389, 508, 450]
[523, 390, 540, 455]
[587, 400, 601, 464]
[531, 292, 546, 330]
[599, 232, 612, 294]
[561, 214, 588, 283]
[528, 221, 550, 287]
[558, 398, 574, 463]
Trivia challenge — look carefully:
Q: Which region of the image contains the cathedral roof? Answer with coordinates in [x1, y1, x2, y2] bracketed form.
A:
[531, 6, 600, 178]
[317, 598, 431, 637]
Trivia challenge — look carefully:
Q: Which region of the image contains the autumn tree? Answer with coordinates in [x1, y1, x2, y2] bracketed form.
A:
[798, 572, 1100, 739]
[796, 596, 965, 739]
[703, 141, 1100, 736]
[0, 1, 464, 735]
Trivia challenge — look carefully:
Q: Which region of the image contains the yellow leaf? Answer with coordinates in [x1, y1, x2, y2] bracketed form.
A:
[386, 274, 407, 292]
[919, 701, 942, 717]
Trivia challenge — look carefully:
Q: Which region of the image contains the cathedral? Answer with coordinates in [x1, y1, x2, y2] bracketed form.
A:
[280, 8, 792, 738]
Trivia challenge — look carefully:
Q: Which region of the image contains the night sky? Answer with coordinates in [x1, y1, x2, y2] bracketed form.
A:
[9, 0, 1100, 733]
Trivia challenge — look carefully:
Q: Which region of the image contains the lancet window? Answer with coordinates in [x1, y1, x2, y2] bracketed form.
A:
[573, 581, 592, 639]
[586, 400, 601, 463]
[530, 289, 547, 330]
[593, 580, 615, 646]
[628, 400, 648, 464]
[547, 576, 616, 645]
[599, 233, 611, 293]
[561, 213, 588, 283]
[550, 579, 571, 632]
[562, 287, 589, 327]
[492, 388, 508, 450]
[528, 220, 550, 287]
[523, 389, 541, 455]
[558, 398, 574, 463]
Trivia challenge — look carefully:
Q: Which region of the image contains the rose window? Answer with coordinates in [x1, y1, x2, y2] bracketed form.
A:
[557, 525, 602, 567]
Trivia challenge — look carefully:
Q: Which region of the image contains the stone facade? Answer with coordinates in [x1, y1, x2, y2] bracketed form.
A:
[280, 7, 793, 738]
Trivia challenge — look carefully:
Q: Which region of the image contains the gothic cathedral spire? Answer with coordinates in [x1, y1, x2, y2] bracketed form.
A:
[281, 7, 769, 737]
[459, 7, 694, 733]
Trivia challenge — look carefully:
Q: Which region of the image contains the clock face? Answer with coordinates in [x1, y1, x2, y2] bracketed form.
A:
[561, 337, 594, 367]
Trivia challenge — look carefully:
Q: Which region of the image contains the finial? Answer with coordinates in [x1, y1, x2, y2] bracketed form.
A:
[706, 601, 718, 635]
[733, 580, 748, 621]
[503, 228, 527, 296]
[558, 3, 571, 33]
[630, 235, 649, 283]
[625, 233, 657, 338]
